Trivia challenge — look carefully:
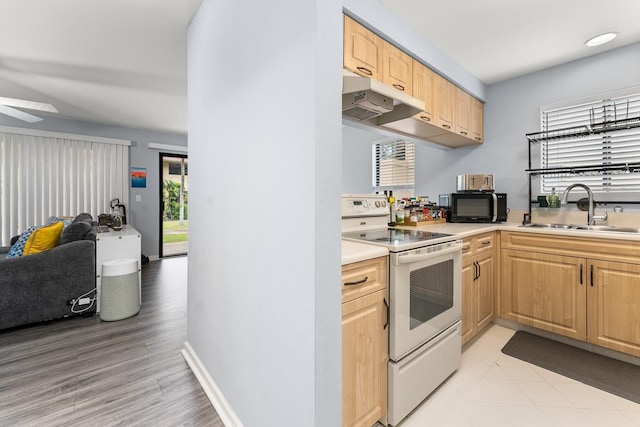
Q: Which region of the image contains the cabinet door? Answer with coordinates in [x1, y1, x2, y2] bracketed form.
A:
[433, 74, 454, 130]
[382, 41, 412, 94]
[475, 252, 495, 331]
[342, 289, 388, 427]
[501, 249, 587, 341]
[588, 260, 640, 357]
[343, 15, 382, 80]
[470, 97, 484, 143]
[454, 88, 471, 137]
[461, 255, 476, 345]
[412, 60, 435, 122]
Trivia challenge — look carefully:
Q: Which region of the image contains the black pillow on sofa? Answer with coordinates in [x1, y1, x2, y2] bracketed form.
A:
[73, 213, 94, 223]
[59, 221, 93, 245]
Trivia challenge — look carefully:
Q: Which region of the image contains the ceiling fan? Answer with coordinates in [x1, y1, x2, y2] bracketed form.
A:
[0, 96, 58, 123]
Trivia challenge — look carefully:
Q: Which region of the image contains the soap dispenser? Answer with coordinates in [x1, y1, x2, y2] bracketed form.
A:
[547, 188, 560, 208]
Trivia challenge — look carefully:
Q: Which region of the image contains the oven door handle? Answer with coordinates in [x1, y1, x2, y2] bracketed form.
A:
[394, 244, 461, 264]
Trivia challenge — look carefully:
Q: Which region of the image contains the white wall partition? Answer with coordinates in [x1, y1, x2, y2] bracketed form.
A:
[186, 0, 342, 425]
[0, 126, 129, 245]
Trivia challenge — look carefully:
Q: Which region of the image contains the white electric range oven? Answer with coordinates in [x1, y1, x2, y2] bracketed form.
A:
[341, 194, 462, 426]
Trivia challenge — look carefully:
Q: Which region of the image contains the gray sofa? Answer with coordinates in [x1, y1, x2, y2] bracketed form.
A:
[0, 217, 97, 331]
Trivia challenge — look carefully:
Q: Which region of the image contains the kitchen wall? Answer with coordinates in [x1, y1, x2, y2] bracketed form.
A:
[186, 0, 342, 426]
[343, 42, 640, 219]
[0, 114, 187, 257]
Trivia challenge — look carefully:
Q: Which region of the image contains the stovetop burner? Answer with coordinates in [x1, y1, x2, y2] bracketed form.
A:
[341, 227, 454, 252]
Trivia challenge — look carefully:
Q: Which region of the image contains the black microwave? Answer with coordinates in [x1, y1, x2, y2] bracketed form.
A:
[446, 192, 508, 223]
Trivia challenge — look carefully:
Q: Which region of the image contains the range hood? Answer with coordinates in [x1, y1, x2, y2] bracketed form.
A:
[342, 72, 425, 123]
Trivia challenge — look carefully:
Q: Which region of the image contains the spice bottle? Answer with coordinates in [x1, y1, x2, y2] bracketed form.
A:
[388, 191, 396, 226]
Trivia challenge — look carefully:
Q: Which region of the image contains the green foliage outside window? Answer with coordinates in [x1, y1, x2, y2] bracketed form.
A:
[163, 180, 188, 220]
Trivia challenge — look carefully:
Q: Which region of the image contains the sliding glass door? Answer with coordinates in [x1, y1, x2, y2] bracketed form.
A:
[159, 153, 188, 257]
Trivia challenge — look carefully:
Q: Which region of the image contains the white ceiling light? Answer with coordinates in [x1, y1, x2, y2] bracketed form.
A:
[585, 32, 618, 47]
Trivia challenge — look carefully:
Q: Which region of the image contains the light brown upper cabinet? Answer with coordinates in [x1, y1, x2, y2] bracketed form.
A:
[342, 14, 485, 148]
[470, 97, 484, 143]
[433, 74, 455, 131]
[343, 16, 383, 81]
[455, 89, 471, 137]
[411, 59, 435, 123]
[381, 41, 413, 94]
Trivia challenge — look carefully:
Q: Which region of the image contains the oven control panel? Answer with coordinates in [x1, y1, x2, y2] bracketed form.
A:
[341, 194, 388, 218]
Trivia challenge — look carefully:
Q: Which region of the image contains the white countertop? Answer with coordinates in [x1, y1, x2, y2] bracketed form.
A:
[341, 240, 388, 265]
[342, 221, 640, 265]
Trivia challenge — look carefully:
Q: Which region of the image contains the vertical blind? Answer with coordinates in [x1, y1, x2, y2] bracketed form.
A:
[373, 140, 415, 189]
[0, 128, 130, 245]
[540, 91, 640, 195]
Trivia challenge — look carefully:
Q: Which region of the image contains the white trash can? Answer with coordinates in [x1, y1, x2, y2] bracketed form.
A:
[100, 258, 140, 321]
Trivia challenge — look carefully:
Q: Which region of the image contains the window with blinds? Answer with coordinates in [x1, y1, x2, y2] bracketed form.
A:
[373, 140, 415, 189]
[0, 127, 130, 246]
[540, 91, 640, 196]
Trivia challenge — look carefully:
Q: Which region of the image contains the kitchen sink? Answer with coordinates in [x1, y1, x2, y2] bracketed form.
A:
[522, 223, 640, 233]
[572, 225, 640, 233]
[522, 223, 576, 229]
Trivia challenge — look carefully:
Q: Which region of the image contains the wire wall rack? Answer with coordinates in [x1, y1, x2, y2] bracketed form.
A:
[526, 116, 640, 143]
[526, 162, 640, 178]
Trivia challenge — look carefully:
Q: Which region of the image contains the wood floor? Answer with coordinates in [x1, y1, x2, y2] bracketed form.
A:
[0, 257, 224, 427]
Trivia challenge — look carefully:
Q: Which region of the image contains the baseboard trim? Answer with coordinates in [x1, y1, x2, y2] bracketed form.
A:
[181, 341, 243, 427]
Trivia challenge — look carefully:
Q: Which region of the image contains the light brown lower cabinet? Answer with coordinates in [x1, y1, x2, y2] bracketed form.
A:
[461, 233, 495, 345]
[500, 231, 640, 357]
[342, 257, 388, 427]
[588, 260, 640, 356]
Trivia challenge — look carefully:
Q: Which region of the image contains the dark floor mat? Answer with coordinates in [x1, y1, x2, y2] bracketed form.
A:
[501, 331, 640, 404]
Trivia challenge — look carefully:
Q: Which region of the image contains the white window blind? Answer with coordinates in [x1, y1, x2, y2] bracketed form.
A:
[540, 91, 640, 196]
[0, 128, 130, 245]
[373, 140, 415, 189]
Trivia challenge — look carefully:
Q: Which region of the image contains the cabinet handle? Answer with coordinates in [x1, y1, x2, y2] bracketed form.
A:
[590, 265, 594, 287]
[356, 66, 373, 76]
[473, 261, 479, 281]
[475, 137, 482, 141]
[344, 276, 368, 286]
[580, 264, 583, 285]
[462, 244, 471, 253]
[393, 84, 405, 91]
[420, 115, 431, 122]
[383, 298, 389, 329]
[460, 131, 468, 135]
[442, 124, 451, 129]
[481, 241, 491, 246]
[477, 261, 481, 280]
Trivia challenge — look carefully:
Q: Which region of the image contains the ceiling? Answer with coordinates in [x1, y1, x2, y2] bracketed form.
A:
[379, 0, 640, 85]
[1, 0, 639, 134]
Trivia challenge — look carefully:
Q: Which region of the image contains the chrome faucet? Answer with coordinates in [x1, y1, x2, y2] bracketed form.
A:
[560, 183, 608, 226]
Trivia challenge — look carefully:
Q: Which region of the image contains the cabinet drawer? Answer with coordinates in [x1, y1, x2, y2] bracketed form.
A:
[461, 238, 473, 258]
[342, 256, 387, 304]
[462, 232, 495, 258]
[474, 233, 495, 255]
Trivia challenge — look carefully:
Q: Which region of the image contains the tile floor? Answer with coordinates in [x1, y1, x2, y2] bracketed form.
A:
[400, 324, 640, 427]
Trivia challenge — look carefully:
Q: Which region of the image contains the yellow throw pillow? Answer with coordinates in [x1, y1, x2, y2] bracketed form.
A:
[23, 221, 64, 255]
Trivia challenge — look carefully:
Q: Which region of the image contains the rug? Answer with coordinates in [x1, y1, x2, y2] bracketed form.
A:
[501, 331, 640, 404]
